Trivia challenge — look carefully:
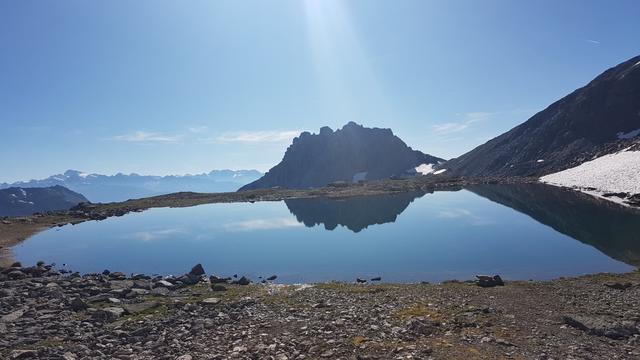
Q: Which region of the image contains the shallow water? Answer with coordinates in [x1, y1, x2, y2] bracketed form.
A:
[12, 184, 640, 283]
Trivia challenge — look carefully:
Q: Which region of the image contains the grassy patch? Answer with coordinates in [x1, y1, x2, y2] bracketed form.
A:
[393, 303, 447, 323]
[315, 282, 398, 294]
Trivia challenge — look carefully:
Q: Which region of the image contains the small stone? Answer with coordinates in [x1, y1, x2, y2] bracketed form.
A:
[211, 284, 227, 292]
[70, 297, 88, 311]
[475, 274, 504, 287]
[176, 355, 193, 360]
[62, 352, 78, 360]
[92, 307, 126, 322]
[10, 350, 37, 359]
[605, 282, 633, 290]
[1, 309, 24, 322]
[155, 280, 174, 288]
[124, 301, 160, 315]
[201, 297, 221, 305]
[563, 314, 639, 339]
[234, 276, 250, 285]
[320, 350, 334, 357]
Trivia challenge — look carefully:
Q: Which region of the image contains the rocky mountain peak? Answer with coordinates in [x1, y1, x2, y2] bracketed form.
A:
[240, 123, 443, 190]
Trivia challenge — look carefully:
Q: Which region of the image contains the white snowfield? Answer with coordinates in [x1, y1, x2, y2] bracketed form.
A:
[415, 163, 447, 176]
[415, 163, 435, 175]
[540, 149, 640, 204]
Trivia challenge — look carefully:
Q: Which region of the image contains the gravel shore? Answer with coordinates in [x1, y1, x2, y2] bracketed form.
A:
[1, 263, 639, 359]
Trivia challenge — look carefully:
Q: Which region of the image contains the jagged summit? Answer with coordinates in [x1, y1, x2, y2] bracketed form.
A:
[240, 122, 443, 190]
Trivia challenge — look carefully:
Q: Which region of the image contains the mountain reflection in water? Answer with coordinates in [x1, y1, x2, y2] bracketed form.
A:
[284, 192, 424, 232]
[285, 184, 640, 268]
[467, 184, 640, 267]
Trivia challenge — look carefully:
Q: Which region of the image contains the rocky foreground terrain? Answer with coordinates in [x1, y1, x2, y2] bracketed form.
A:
[1, 263, 639, 359]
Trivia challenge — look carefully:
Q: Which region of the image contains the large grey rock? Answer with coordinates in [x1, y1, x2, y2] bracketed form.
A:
[189, 263, 205, 276]
[92, 307, 126, 322]
[123, 301, 160, 315]
[563, 314, 639, 339]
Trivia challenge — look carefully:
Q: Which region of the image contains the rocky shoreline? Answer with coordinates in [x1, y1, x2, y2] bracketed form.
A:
[1, 262, 639, 359]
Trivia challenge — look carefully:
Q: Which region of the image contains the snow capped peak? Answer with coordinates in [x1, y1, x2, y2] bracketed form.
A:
[63, 169, 83, 177]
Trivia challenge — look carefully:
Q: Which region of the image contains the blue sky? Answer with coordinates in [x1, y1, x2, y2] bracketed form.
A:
[1, 0, 639, 182]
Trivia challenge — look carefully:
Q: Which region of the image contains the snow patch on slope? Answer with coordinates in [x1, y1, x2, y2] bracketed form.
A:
[415, 163, 447, 176]
[540, 149, 640, 205]
[415, 163, 436, 175]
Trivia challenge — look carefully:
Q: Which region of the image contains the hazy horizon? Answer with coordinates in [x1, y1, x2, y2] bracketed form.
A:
[2, 0, 639, 182]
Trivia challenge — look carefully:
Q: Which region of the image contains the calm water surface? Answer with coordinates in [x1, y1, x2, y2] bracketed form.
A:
[13, 184, 640, 283]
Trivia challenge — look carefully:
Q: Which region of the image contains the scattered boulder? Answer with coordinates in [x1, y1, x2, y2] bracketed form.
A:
[210, 275, 230, 284]
[211, 284, 227, 292]
[605, 282, 633, 290]
[92, 307, 126, 322]
[109, 272, 126, 280]
[154, 280, 174, 289]
[123, 301, 160, 315]
[356, 278, 367, 284]
[178, 274, 201, 286]
[201, 297, 221, 305]
[370, 277, 382, 282]
[266, 275, 278, 281]
[189, 263, 205, 276]
[69, 297, 87, 311]
[405, 317, 438, 335]
[233, 276, 250, 286]
[1, 309, 24, 323]
[475, 275, 504, 287]
[563, 314, 639, 339]
[10, 350, 37, 359]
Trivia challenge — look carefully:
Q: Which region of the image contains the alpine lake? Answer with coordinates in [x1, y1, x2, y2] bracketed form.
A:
[11, 184, 640, 283]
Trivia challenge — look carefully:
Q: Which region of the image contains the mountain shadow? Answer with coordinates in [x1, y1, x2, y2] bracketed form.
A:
[467, 183, 640, 267]
[284, 192, 425, 233]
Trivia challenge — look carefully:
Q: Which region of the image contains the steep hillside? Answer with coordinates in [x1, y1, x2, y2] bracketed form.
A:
[240, 122, 443, 190]
[444, 55, 640, 176]
[0, 186, 88, 217]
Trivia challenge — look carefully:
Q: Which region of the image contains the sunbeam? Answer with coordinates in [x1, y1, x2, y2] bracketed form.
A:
[302, 0, 391, 123]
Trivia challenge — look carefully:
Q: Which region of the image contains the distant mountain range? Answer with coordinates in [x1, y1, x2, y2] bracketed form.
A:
[444, 55, 640, 177]
[0, 185, 88, 217]
[240, 122, 443, 190]
[0, 169, 262, 203]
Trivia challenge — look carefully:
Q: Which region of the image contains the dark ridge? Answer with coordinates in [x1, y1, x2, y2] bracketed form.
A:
[445, 55, 640, 177]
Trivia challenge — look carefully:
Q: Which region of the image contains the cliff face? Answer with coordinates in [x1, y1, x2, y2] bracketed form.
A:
[240, 122, 443, 190]
[444, 55, 640, 177]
